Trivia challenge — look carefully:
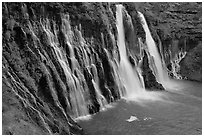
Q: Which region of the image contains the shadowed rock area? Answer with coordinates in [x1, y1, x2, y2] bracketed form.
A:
[141, 51, 164, 90]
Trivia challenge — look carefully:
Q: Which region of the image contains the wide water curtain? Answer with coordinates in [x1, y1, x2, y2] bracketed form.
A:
[116, 5, 145, 99]
[40, 16, 90, 118]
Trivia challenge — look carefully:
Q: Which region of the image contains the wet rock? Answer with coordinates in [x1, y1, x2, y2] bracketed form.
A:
[13, 26, 27, 48]
[142, 51, 165, 90]
[83, 68, 100, 113]
[95, 60, 113, 103]
[180, 42, 202, 82]
[99, 49, 120, 100]
[3, 2, 200, 135]
[128, 55, 136, 66]
[133, 3, 201, 80]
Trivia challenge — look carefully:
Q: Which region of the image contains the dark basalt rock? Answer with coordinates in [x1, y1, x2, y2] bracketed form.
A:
[133, 3, 201, 79]
[95, 60, 113, 103]
[180, 42, 202, 82]
[99, 48, 120, 101]
[83, 68, 100, 113]
[122, 4, 146, 59]
[128, 55, 136, 66]
[142, 51, 165, 91]
[13, 26, 27, 47]
[2, 2, 201, 135]
[3, 2, 118, 135]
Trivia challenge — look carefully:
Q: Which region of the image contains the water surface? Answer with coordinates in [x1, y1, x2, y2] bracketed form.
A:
[77, 79, 202, 135]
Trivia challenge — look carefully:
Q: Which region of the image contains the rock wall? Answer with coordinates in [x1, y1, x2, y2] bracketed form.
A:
[133, 2, 202, 81]
[2, 2, 120, 135]
[2, 2, 201, 135]
[180, 42, 202, 82]
[122, 4, 164, 90]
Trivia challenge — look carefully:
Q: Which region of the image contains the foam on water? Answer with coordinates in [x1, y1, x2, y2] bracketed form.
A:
[74, 115, 92, 122]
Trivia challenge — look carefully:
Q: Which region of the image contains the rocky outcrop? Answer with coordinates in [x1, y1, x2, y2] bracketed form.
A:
[2, 2, 120, 135]
[2, 2, 201, 135]
[135, 2, 201, 42]
[123, 3, 146, 61]
[180, 42, 202, 82]
[141, 51, 165, 91]
[134, 2, 202, 81]
[122, 4, 166, 90]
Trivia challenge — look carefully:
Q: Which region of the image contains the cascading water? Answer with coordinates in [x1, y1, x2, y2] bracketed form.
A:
[138, 12, 169, 88]
[40, 15, 110, 119]
[90, 64, 108, 110]
[170, 51, 187, 79]
[116, 5, 145, 99]
[41, 18, 89, 118]
[37, 5, 168, 119]
[4, 3, 201, 135]
[4, 3, 169, 124]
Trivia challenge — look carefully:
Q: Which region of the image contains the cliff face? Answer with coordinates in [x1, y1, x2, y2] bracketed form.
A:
[180, 42, 202, 82]
[133, 2, 202, 81]
[2, 2, 120, 134]
[2, 2, 202, 135]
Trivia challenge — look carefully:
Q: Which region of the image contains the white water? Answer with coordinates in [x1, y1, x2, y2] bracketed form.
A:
[39, 6, 169, 119]
[40, 15, 109, 118]
[41, 18, 89, 118]
[170, 51, 187, 79]
[91, 64, 108, 110]
[116, 5, 145, 99]
[138, 12, 169, 88]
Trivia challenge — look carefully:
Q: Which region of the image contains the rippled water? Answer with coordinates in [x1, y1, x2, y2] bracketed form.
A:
[77, 79, 202, 135]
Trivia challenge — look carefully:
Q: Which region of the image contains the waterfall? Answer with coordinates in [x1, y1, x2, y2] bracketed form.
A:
[116, 5, 145, 99]
[91, 64, 108, 110]
[170, 51, 187, 79]
[138, 12, 169, 88]
[41, 18, 89, 118]
[4, 3, 169, 124]
[40, 15, 111, 119]
[6, 3, 201, 134]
